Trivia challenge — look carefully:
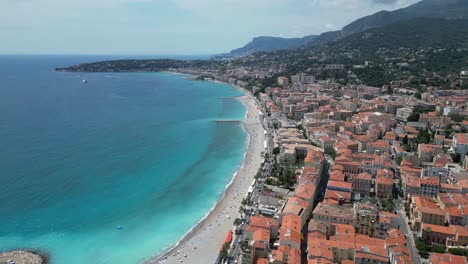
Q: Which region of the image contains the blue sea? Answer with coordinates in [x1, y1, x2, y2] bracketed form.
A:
[0, 55, 247, 263]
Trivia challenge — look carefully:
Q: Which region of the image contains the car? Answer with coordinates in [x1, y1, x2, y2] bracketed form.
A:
[7, 260, 16, 264]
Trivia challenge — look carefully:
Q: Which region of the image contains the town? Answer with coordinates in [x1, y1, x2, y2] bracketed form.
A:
[175, 67, 468, 264]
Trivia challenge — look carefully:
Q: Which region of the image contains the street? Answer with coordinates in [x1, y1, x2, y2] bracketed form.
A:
[394, 199, 421, 264]
[222, 100, 275, 264]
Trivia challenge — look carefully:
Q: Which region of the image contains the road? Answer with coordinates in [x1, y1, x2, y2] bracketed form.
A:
[394, 199, 420, 264]
[222, 104, 275, 264]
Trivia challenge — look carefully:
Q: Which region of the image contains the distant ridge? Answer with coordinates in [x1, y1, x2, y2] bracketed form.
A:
[217, 35, 318, 58]
[218, 0, 468, 58]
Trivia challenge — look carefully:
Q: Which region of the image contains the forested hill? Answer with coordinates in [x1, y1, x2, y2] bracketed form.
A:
[55, 59, 200, 72]
[308, 0, 468, 46]
[330, 18, 468, 53]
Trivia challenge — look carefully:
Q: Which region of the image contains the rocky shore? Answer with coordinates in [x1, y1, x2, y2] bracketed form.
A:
[0, 250, 45, 264]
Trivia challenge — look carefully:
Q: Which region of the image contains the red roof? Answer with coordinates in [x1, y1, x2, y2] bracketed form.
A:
[430, 253, 466, 264]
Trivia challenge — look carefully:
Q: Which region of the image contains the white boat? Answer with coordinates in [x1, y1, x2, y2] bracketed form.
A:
[82, 79, 88, 84]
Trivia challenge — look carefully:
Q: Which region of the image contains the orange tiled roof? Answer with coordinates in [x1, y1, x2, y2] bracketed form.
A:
[422, 223, 455, 235]
[455, 133, 468, 145]
[250, 216, 279, 230]
[386, 228, 406, 247]
[295, 182, 317, 201]
[430, 253, 466, 264]
[328, 180, 352, 190]
[454, 225, 468, 237]
[282, 197, 310, 217]
[253, 228, 270, 243]
[325, 190, 352, 201]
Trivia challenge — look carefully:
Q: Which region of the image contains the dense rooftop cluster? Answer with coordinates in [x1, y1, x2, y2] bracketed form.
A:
[216, 68, 467, 264]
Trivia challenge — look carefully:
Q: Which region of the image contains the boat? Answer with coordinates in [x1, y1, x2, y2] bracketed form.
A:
[116, 225, 123, 230]
[82, 79, 88, 84]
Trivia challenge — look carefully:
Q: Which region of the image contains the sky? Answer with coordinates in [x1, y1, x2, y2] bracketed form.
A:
[0, 0, 420, 55]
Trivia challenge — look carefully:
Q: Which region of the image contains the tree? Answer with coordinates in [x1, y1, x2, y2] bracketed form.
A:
[325, 148, 337, 160]
[432, 245, 446, 254]
[403, 144, 412, 152]
[402, 135, 409, 145]
[417, 129, 431, 144]
[449, 248, 468, 256]
[386, 195, 395, 212]
[220, 242, 230, 260]
[272, 147, 280, 155]
[396, 156, 403, 165]
[280, 167, 296, 188]
[450, 113, 466, 123]
[407, 113, 420, 122]
[233, 218, 242, 226]
[416, 237, 431, 252]
[241, 198, 248, 206]
[452, 153, 461, 163]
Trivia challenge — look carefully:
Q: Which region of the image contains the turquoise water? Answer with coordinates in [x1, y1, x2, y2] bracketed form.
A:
[0, 56, 247, 263]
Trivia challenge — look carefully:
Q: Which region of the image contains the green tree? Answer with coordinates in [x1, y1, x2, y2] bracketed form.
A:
[432, 245, 446, 254]
[402, 135, 409, 145]
[396, 156, 403, 165]
[407, 113, 420, 122]
[220, 243, 230, 260]
[325, 148, 337, 160]
[417, 129, 431, 144]
[450, 113, 466, 122]
[233, 218, 242, 226]
[452, 153, 461, 163]
[273, 147, 280, 155]
[449, 248, 468, 256]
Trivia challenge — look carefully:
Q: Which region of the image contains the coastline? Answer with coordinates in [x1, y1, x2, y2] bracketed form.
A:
[147, 79, 265, 264]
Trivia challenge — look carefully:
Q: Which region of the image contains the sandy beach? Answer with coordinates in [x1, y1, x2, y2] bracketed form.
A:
[147, 91, 266, 264]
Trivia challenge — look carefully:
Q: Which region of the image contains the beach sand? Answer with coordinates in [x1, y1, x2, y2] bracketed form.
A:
[147, 92, 265, 264]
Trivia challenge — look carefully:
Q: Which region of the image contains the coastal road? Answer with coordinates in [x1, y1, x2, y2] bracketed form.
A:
[223, 102, 273, 264]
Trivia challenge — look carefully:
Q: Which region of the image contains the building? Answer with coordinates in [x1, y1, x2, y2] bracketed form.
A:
[376, 169, 394, 199]
[453, 133, 468, 159]
[429, 253, 466, 264]
[422, 166, 448, 184]
[410, 196, 448, 232]
[352, 172, 373, 198]
[418, 144, 443, 163]
[354, 202, 380, 237]
[281, 197, 310, 228]
[420, 177, 439, 197]
[396, 108, 413, 122]
[279, 214, 302, 250]
[278, 76, 289, 86]
[422, 223, 455, 245]
[312, 203, 355, 225]
[367, 140, 390, 155]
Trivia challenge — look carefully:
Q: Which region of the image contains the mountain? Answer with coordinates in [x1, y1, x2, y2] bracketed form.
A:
[218, 0, 468, 58]
[222, 35, 318, 58]
[332, 18, 468, 53]
[311, 0, 468, 46]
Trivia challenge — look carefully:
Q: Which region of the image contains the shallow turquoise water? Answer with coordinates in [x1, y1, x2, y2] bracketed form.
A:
[0, 56, 246, 263]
